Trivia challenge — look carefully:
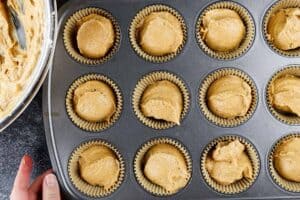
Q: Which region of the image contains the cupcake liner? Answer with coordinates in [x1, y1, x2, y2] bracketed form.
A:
[63, 7, 121, 65]
[268, 133, 300, 192]
[200, 135, 260, 194]
[199, 68, 258, 127]
[68, 140, 125, 198]
[266, 65, 300, 125]
[133, 137, 192, 196]
[129, 4, 187, 63]
[66, 74, 123, 132]
[196, 1, 255, 60]
[132, 71, 190, 129]
[263, 0, 300, 57]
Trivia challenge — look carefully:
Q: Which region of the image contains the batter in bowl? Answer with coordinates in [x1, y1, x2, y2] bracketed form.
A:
[0, 0, 44, 119]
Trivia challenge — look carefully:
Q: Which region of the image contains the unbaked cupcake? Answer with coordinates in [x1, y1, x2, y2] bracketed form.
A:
[200, 9, 246, 52]
[137, 11, 184, 56]
[73, 80, 116, 122]
[143, 143, 189, 193]
[78, 145, 120, 189]
[76, 14, 115, 59]
[270, 74, 300, 117]
[141, 80, 183, 124]
[205, 139, 253, 185]
[273, 137, 300, 182]
[267, 8, 300, 51]
[206, 75, 252, 119]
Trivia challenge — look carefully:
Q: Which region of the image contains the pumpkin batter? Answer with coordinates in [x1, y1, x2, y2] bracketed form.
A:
[79, 145, 120, 188]
[207, 75, 252, 119]
[205, 140, 253, 185]
[138, 12, 183, 56]
[267, 8, 300, 51]
[201, 9, 246, 52]
[141, 80, 183, 124]
[73, 80, 116, 122]
[274, 137, 300, 182]
[76, 14, 115, 59]
[271, 75, 300, 117]
[143, 144, 189, 192]
[0, 1, 44, 119]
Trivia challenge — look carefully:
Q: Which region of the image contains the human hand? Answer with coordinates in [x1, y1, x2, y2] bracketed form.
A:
[10, 155, 61, 200]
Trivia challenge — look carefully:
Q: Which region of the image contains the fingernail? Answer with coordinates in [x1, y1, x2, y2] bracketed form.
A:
[45, 174, 58, 187]
[23, 155, 32, 169]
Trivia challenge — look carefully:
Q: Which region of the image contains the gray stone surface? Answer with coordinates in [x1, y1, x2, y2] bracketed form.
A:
[0, 91, 51, 199]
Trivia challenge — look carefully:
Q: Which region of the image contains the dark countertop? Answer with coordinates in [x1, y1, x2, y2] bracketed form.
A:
[0, 90, 51, 199]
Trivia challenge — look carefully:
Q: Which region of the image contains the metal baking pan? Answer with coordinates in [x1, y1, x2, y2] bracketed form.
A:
[43, 0, 300, 199]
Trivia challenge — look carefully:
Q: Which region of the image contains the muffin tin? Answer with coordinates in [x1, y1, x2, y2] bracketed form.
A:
[43, 0, 300, 199]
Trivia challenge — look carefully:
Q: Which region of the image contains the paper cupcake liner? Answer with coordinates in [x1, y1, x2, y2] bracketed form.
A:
[200, 135, 260, 194]
[268, 133, 300, 192]
[129, 4, 187, 63]
[263, 0, 300, 57]
[63, 7, 121, 65]
[68, 140, 125, 198]
[266, 65, 300, 125]
[132, 71, 190, 129]
[133, 137, 192, 196]
[196, 1, 255, 60]
[199, 68, 258, 127]
[66, 74, 123, 132]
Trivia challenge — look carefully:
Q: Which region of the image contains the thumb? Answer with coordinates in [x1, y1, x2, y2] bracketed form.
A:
[42, 174, 61, 200]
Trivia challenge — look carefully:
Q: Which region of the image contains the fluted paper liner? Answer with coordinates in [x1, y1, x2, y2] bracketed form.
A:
[68, 140, 125, 198]
[132, 71, 190, 129]
[269, 133, 300, 192]
[66, 74, 123, 132]
[263, 0, 300, 57]
[129, 4, 187, 63]
[200, 135, 260, 194]
[196, 1, 255, 60]
[266, 65, 300, 125]
[199, 68, 258, 127]
[63, 7, 121, 65]
[134, 137, 192, 196]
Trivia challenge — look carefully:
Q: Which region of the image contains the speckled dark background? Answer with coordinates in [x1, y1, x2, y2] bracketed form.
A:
[0, 1, 64, 199]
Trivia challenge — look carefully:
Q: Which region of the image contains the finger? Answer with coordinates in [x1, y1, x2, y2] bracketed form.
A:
[42, 174, 61, 200]
[13, 155, 33, 189]
[28, 169, 53, 200]
[10, 155, 33, 200]
[29, 169, 53, 193]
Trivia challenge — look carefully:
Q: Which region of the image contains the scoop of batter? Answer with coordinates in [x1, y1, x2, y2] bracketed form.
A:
[201, 9, 246, 52]
[143, 144, 189, 192]
[77, 14, 115, 59]
[73, 80, 116, 122]
[205, 140, 253, 185]
[141, 80, 183, 124]
[271, 75, 300, 117]
[138, 12, 183, 56]
[267, 8, 300, 51]
[79, 145, 120, 188]
[274, 137, 300, 182]
[207, 75, 252, 119]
